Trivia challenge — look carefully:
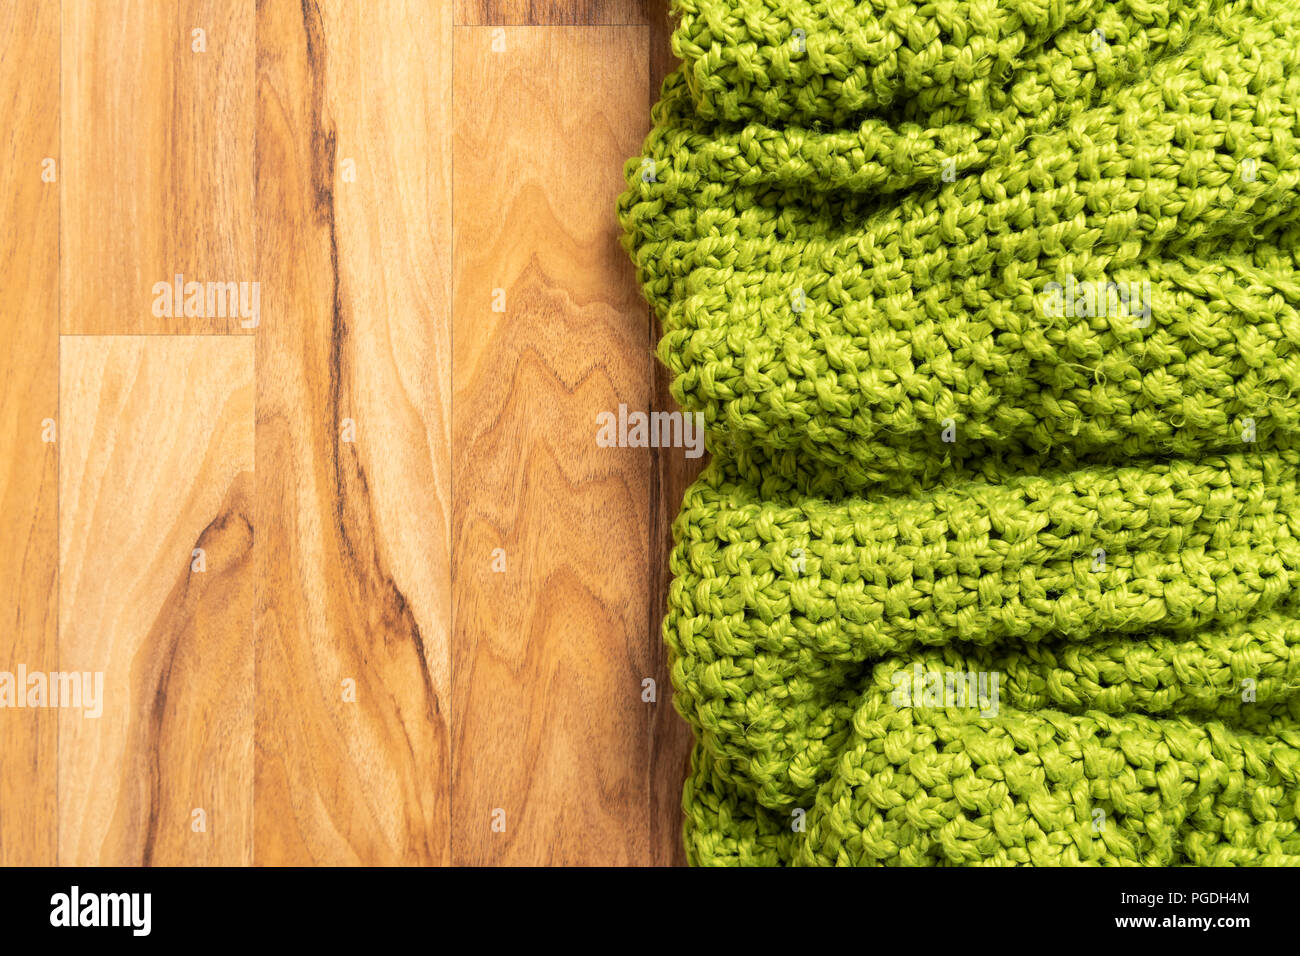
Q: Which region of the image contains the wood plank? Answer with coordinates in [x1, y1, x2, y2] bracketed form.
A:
[455, 0, 653, 25]
[0, 0, 60, 867]
[253, 0, 452, 865]
[58, 336, 254, 866]
[452, 25, 652, 865]
[61, 0, 255, 334]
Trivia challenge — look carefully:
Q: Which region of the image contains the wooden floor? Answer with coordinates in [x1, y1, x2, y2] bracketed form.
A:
[0, 0, 700, 866]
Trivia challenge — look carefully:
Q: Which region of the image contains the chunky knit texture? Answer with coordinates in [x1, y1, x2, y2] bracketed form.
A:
[620, 0, 1300, 865]
[622, 0, 1300, 491]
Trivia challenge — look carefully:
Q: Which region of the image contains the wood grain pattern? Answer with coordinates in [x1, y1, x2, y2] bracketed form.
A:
[455, 0, 653, 25]
[58, 337, 254, 865]
[61, 0, 255, 334]
[253, 0, 452, 865]
[0, 0, 59, 867]
[1, 0, 697, 867]
[452, 26, 653, 865]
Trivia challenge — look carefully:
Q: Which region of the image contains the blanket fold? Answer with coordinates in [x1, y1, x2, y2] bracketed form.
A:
[620, 0, 1300, 865]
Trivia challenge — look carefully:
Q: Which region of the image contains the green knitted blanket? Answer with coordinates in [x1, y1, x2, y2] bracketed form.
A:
[619, 0, 1300, 865]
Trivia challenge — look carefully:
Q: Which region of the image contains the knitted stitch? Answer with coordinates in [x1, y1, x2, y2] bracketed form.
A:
[670, 452, 1300, 812]
[621, 0, 1300, 489]
[672, 0, 1207, 126]
[621, 0, 1300, 865]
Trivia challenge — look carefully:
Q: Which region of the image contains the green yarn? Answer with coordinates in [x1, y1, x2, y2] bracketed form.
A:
[672, 0, 1207, 126]
[670, 452, 1300, 820]
[620, 0, 1300, 865]
[622, 0, 1300, 489]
